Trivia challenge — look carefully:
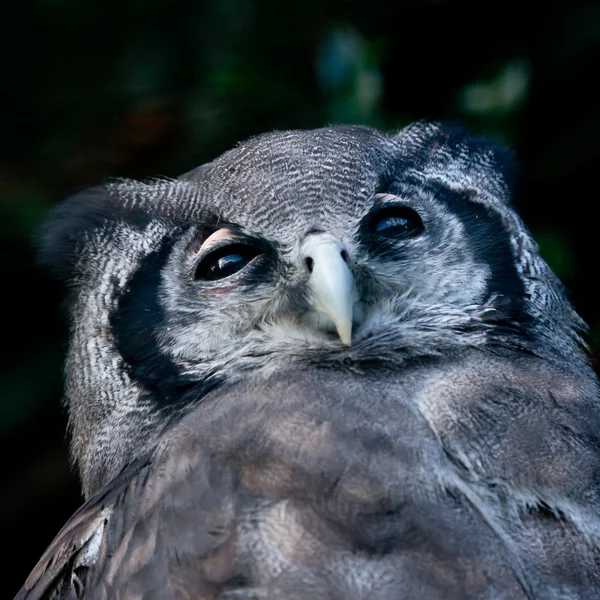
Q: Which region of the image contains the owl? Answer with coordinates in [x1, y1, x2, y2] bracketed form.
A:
[16, 122, 600, 599]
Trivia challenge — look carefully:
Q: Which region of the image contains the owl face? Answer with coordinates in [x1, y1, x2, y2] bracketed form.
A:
[121, 186, 505, 365]
[111, 127, 523, 384]
[41, 122, 584, 496]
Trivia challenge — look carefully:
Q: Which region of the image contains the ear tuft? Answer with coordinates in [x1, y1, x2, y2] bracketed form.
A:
[36, 185, 150, 283]
[37, 186, 107, 281]
[393, 121, 518, 202]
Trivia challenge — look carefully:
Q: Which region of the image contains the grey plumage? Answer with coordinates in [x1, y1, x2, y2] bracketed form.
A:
[17, 122, 600, 599]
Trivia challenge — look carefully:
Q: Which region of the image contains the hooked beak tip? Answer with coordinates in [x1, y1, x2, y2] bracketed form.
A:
[337, 322, 352, 347]
[300, 233, 356, 347]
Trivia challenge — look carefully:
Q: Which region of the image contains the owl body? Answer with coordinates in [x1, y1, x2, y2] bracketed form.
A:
[17, 123, 600, 599]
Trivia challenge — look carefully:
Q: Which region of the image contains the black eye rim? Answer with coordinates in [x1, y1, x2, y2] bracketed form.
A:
[365, 203, 425, 239]
[193, 241, 264, 282]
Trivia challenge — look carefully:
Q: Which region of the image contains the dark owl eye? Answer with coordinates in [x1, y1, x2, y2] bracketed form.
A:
[372, 206, 424, 238]
[194, 244, 261, 281]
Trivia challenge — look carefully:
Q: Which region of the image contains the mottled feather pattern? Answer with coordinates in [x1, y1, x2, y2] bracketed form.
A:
[19, 122, 600, 599]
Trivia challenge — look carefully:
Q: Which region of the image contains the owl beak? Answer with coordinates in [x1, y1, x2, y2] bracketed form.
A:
[300, 233, 356, 346]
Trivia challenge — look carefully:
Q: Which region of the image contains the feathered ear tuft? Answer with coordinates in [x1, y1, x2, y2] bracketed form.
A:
[392, 121, 518, 203]
[37, 186, 111, 282]
[36, 184, 152, 284]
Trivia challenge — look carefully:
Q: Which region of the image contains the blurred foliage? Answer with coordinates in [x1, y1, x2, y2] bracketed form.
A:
[2, 0, 600, 594]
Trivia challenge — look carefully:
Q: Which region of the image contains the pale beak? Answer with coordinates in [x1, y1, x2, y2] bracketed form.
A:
[300, 233, 356, 346]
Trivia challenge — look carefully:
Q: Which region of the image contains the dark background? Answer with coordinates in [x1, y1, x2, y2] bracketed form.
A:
[2, 1, 599, 595]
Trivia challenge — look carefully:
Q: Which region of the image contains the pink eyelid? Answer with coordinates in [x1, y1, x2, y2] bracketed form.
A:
[200, 228, 235, 252]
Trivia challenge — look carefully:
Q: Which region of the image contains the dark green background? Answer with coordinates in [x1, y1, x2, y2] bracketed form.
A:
[3, 1, 599, 595]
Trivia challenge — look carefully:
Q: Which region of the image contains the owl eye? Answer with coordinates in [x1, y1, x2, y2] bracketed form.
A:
[194, 244, 261, 281]
[372, 206, 424, 238]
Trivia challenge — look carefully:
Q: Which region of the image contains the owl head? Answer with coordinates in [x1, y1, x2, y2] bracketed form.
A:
[40, 122, 587, 498]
